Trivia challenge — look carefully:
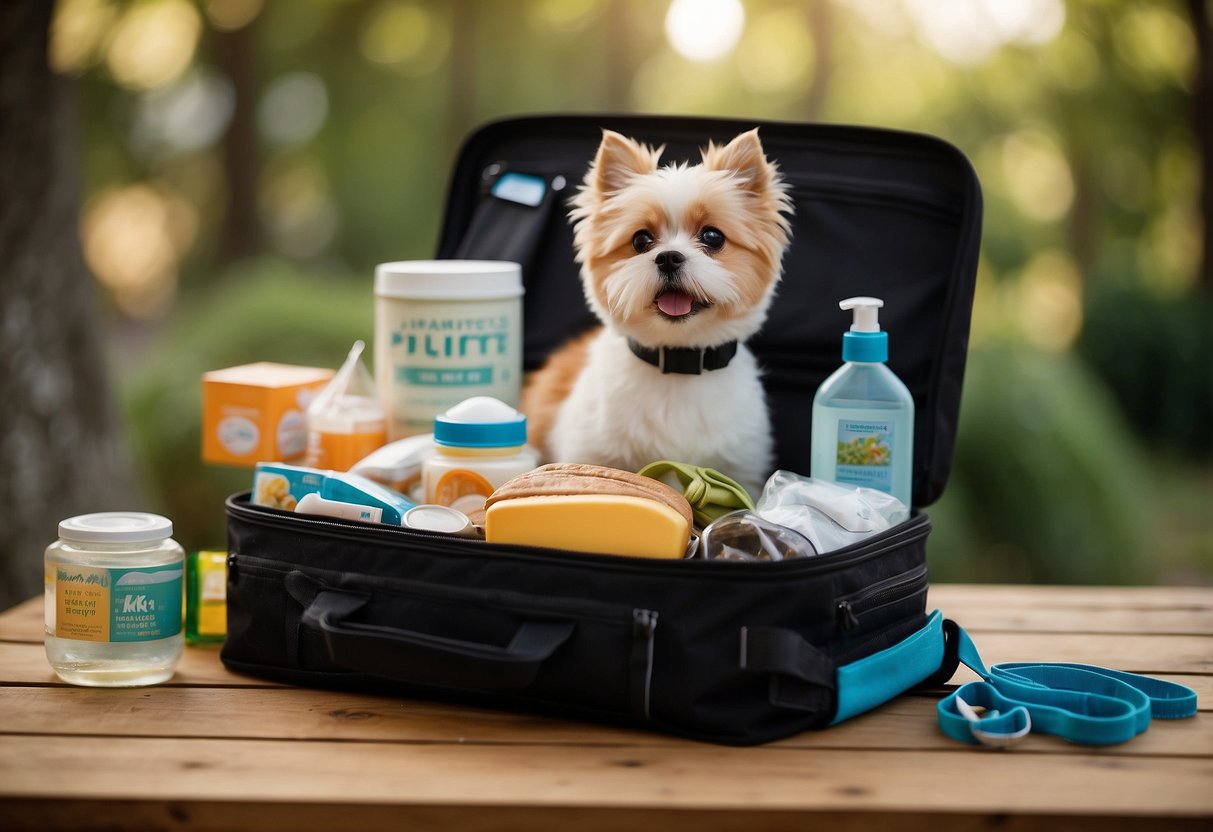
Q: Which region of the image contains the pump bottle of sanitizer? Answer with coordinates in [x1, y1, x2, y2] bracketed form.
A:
[810, 297, 915, 507]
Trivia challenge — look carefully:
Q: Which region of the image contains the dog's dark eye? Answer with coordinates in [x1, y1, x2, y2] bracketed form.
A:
[632, 230, 655, 253]
[700, 226, 726, 250]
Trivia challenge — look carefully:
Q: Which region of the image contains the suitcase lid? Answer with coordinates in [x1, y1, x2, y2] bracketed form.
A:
[435, 114, 982, 507]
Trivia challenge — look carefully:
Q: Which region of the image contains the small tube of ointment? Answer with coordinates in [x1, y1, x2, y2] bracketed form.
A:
[320, 471, 414, 524]
[296, 492, 384, 524]
[297, 493, 482, 541]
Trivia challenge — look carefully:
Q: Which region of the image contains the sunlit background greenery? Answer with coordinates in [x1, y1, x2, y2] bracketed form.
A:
[51, 0, 1212, 583]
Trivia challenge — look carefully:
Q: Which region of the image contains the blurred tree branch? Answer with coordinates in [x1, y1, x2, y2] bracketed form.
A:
[447, 0, 476, 161]
[804, 0, 834, 122]
[212, 17, 262, 264]
[0, 1, 141, 609]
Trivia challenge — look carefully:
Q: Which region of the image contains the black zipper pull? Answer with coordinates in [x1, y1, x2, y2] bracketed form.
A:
[837, 600, 859, 631]
[630, 609, 658, 721]
[226, 552, 238, 581]
[633, 608, 658, 638]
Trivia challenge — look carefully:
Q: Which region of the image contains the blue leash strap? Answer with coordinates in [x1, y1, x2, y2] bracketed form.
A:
[937, 621, 1198, 748]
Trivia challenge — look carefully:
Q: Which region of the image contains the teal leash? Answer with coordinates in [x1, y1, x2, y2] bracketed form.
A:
[937, 623, 1198, 748]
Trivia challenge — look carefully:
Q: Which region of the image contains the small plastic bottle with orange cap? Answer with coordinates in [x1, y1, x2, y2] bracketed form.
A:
[421, 397, 539, 517]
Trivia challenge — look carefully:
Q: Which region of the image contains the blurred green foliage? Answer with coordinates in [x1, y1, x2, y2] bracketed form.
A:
[1079, 286, 1213, 460]
[927, 344, 1152, 584]
[122, 259, 371, 549]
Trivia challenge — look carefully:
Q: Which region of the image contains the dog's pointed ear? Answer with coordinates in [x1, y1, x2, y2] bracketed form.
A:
[702, 129, 774, 192]
[592, 130, 661, 193]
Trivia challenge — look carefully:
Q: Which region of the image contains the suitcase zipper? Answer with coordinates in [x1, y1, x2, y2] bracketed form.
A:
[228, 551, 649, 625]
[784, 172, 961, 219]
[631, 609, 658, 720]
[835, 564, 929, 632]
[227, 495, 929, 579]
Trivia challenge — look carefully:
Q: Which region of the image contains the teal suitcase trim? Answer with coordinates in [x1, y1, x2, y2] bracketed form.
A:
[832, 609, 944, 725]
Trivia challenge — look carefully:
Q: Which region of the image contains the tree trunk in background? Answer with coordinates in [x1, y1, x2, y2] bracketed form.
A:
[446, 0, 476, 166]
[604, 1, 633, 111]
[1189, 0, 1212, 294]
[0, 3, 141, 609]
[213, 19, 261, 264]
[803, 1, 834, 122]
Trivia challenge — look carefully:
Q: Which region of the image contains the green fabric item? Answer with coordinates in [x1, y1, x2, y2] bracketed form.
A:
[637, 460, 756, 527]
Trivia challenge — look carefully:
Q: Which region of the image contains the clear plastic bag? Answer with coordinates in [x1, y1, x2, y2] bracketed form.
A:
[754, 470, 909, 555]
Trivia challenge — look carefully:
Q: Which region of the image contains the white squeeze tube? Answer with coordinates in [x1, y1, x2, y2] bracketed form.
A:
[809, 297, 915, 508]
[295, 492, 384, 524]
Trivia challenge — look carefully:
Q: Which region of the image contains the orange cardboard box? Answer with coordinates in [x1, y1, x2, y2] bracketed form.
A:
[202, 363, 334, 467]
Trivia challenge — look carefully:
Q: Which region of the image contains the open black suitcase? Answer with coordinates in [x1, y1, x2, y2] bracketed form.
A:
[222, 114, 983, 745]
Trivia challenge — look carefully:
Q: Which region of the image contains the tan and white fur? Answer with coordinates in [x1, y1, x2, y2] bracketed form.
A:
[521, 129, 793, 495]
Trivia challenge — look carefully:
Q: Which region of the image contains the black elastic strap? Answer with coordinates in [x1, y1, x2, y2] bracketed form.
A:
[627, 339, 738, 374]
[740, 626, 836, 714]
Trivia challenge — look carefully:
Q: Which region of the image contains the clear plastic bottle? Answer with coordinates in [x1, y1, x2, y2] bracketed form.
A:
[421, 397, 538, 516]
[810, 297, 915, 507]
[44, 513, 185, 687]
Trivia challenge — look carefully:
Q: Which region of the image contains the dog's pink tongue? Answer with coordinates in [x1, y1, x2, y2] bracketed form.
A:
[656, 291, 694, 317]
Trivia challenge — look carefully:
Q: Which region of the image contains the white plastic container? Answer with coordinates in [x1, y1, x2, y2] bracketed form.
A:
[421, 397, 538, 516]
[810, 297, 915, 507]
[44, 512, 185, 687]
[375, 260, 524, 440]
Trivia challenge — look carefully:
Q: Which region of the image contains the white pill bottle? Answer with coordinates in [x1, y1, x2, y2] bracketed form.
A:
[374, 260, 524, 441]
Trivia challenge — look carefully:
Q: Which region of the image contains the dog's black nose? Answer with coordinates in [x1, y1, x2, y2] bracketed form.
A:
[654, 250, 685, 275]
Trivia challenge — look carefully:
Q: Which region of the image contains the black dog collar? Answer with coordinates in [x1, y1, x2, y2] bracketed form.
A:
[627, 339, 739, 374]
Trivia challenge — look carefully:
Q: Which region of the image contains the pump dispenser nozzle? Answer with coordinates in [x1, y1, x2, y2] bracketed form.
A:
[840, 297, 884, 332]
[839, 296, 888, 363]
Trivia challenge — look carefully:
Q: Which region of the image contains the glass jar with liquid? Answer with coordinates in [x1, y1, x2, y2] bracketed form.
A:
[44, 512, 185, 687]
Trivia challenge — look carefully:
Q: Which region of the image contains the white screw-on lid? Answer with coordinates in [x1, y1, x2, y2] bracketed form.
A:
[374, 260, 523, 300]
[58, 512, 173, 543]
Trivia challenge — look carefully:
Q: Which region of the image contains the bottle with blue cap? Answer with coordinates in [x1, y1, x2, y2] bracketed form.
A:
[421, 396, 539, 516]
[810, 297, 915, 507]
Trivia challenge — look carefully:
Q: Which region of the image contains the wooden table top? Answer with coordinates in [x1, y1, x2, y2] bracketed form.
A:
[1, 584, 1209, 831]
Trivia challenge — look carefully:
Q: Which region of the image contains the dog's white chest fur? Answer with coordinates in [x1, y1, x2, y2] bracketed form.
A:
[547, 330, 773, 495]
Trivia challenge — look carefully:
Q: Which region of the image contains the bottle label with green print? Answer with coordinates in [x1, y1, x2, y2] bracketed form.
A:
[835, 419, 894, 493]
[56, 563, 183, 643]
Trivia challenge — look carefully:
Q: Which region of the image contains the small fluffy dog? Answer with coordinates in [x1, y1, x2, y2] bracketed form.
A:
[521, 128, 793, 496]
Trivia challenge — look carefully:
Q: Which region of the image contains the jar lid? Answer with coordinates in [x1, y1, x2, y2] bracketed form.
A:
[433, 396, 527, 448]
[374, 260, 523, 300]
[58, 512, 173, 544]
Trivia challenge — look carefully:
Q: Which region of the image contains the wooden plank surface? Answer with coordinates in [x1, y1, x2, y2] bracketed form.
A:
[0, 735, 1210, 817]
[2, 802, 1206, 832]
[0, 685, 1207, 756]
[928, 584, 1213, 634]
[0, 596, 41, 642]
[1, 585, 1209, 832]
[0, 642, 284, 688]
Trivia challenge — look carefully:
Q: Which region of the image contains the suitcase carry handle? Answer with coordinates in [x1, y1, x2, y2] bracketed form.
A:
[300, 587, 576, 690]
